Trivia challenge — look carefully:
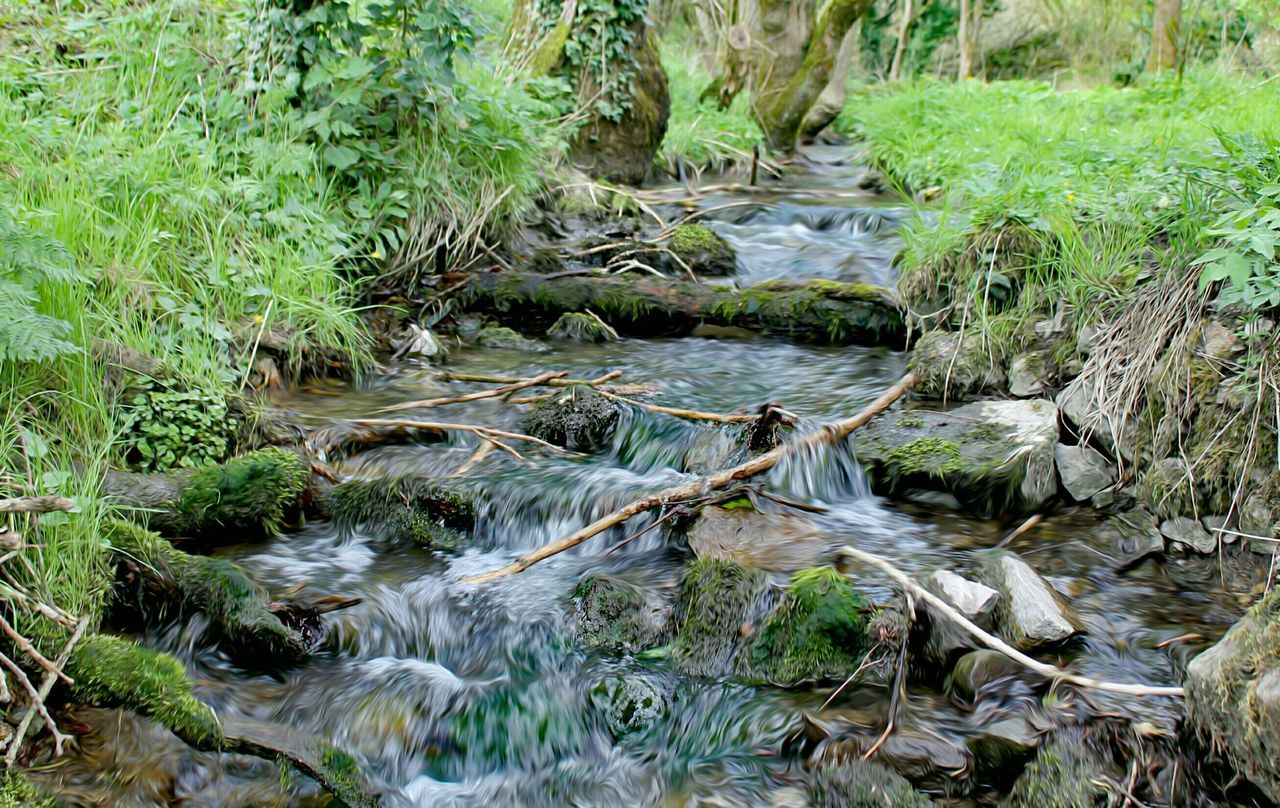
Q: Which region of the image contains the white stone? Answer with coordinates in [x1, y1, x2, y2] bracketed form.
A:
[927, 570, 999, 618]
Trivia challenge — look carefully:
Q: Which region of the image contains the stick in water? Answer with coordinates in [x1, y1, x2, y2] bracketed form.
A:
[459, 372, 919, 585]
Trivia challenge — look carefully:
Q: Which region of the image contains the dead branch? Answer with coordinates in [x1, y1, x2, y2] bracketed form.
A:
[836, 545, 1185, 698]
[3, 616, 89, 766]
[0, 613, 72, 685]
[438, 370, 622, 388]
[0, 496, 74, 514]
[595, 389, 764, 424]
[377, 371, 569, 413]
[0, 650, 70, 755]
[344, 418, 570, 454]
[459, 372, 918, 585]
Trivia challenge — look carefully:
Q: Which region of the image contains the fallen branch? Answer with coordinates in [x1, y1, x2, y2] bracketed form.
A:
[0, 496, 74, 514]
[595, 389, 762, 424]
[377, 371, 569, 413]
[0, 613, 72, 685]
[435, 370, 622, 388]
[836, 545, 1185, 698]
[345, 418, 570, 454]
[3, 615, 89, 766]
[0, 650, 70, 755]
[459, 372, 918, 585]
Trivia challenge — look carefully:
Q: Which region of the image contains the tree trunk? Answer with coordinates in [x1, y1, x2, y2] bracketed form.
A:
[1148, 0, 1182, 72]
[799, 19, 862, 139]
[889, 0, 914, 81]
[957, 0, 973, 79]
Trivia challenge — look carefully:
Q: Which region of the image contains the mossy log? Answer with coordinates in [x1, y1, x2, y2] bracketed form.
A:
[103, 447, 311, 538]
[65, 635, 381, 807]
[105, 519, 308, 661]
[460, 272, 905, 347]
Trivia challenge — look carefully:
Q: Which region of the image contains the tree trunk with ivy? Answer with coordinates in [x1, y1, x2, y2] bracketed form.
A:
[1147, 0, 1182, 72]
[508, 0, 670, 185]
[714, 0, 873, 152]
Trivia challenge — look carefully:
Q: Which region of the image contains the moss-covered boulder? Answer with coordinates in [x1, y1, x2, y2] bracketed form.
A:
[670, 557, 767, 678]
[0, 768, 60, 808]
[807, 760, 934, 808]
[103, 447, 311, 538]
[746, 566, 869, 685]
[1000, 729, 1109, 808]
[523, 386, 620, 451]
[909, 330, 1004, 401]
[329, 476, 477, 550]
[572, 574, 666, 654]
[1185, 589, 1280, 801]
[474, 324, 549, 353]
[546, 311, 619, 343]
[668, 224, 736, 277]
[854, 400, 1059, 515]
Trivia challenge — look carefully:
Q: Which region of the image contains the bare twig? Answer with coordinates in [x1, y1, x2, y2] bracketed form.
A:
[378, 371, 569, 413]
[837, 545, 1185, 698]
[4, 616, 89, 766]
[595, 389, 761, 423]
[459, 373, 918, 585]
[0, 614, 71, 685]
[345, 418, 569, 454]
[0, 651, 70, 756]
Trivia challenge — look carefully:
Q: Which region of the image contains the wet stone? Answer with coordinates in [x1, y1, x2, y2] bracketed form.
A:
[967, 715, 1040, 780]
[667, 223, 736, 276]
[871, 732, 972, 792]
[979, 551, 1082, 651]
[922, 570, 999, 664]
[474, 324, 549, 353]
[1001, 728, 1109, 808]
[1160, 516, 1216, 554]
[807, 759, 933, 808]
[1054, 444, 1115, 502]
[572, 574, 665, 655]
[522, 387, 620, 451]
[589, 674, 669, 739]
[946, 649, 1023, 703]
[1099, 511, 1164, 565]
[687, 504, 827, 573]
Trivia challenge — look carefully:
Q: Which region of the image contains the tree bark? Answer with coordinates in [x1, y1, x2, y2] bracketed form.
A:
[799, 19, 863, 140]
[1148, 0, 1182, 72]
[889, 0, 914, 81]
[957, 0, 973, 79]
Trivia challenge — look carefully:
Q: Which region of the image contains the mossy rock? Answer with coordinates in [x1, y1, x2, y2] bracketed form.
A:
[711, 278, 905, 346]
[670, 557, 767, 678]
[475, 324, 549, 353]
[572, 574, 664, 654]
[524, 247, 567, 274]
[547, 311, 619, 343]
[808, 760, 934, 808]
[1000, 729, 1108, 808]
[0, 768, 61, 808]
[523, 386, 620, 452]
[330, 477, 477, 550]
[176, 447, 310, 535]
[746, 566, 869, 685]
[854, 400, 1059, 515]
[668, 224, 736, 277]
[1185, 588, 1280, 801]
[909, 330, 1004, 401]
[106, 519, 306, 659]
[588, 674, 670, 739]
[67, 634, 223, 750]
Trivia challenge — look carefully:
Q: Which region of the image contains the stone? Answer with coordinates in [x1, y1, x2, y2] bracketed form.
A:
[1098, 511, 1164, 566]
[967, 715, 1040, 779]
[1007, 352, 1046, 397]
[1186, 590, 1280, 802]
[474, 324, 549, 353]
[1200, 514, 1236, 544]
[391, 323, 444, 361]
[572, 574, 666, 655]
[873, 733, 972, 791]
[1001, 728, 1110, 808]
[589, 674, 669, 739]
[979, 551, 1082, 651]
[946, 649, 1023, 703]
[1056, 377, 1136, 462]
[1053, 444, 1115, 501]
[522, 387, 620, 451]
[908, 330, 1003, 400]
[807, 759, 933, 808]
[854, 399, 1059, 515]
[687, 504, 827, 573]
[1160, 516, 1216, 554]
[667, 223, 736, 277]
[922, 570, 999, 663]
[1240, 473, 1280, 554]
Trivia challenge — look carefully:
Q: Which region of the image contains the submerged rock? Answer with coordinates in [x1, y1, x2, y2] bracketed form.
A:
[667, 223, 736, 276]
[522, 386, 620, 451]
[1053, 444, 1115, 502]
[854, 400, 1059, 515]
[686, 503, 827, 573]
[909, 331, 1003, 400]
[946, 649, 1023, 703]
[967, 715, 1040, 780]
[979, 551, 1082, 651]
[474, 324, 549, 353]
[1186, 589, 1280, 801]
[572, 574, 666, 655]
[330, 477, 476, 550]
[670, 557, 766, 678]
[1098, 511, 1165, 566]
[1001, 728, 1109, 808]
[589, 674, 670, 739]
[807, 760, 933, 808]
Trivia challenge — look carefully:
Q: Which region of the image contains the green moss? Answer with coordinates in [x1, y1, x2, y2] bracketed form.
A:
[547, 312, 618, 343]
[475, 324, 547, 352]
[67, 634, 223, 750]
[895, 412, 926, 429]
[106, 519, 304, 658]
[330, 477, 476, 549]
[808, 760, 933, 808]
[572, 574, 657, 654]
[668, 224, 735, 276]
[671, 557, 765, 677]
[176, 447, 309, 535]
[748, 566, 869, 684]
[0, 768, 60, 808]
[878, 437, 966, 477]
[1003, 729, 1107, 808]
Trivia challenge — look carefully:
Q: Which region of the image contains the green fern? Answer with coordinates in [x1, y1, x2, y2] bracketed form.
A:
[0, 208, 82, 363]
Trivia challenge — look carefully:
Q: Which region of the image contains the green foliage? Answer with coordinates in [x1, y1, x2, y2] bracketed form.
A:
[537, 0, 651, 122]
[657, 34, 762, 170]
[1196, 132, 1280, 309]
[0, 768, 59, 808]
[0, 206, 82, 363]
[120, 379, 237, 472]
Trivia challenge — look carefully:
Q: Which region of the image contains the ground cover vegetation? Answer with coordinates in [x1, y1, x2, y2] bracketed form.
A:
[5, 0, 1280, 802]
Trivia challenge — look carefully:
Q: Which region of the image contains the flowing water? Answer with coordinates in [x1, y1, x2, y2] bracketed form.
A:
[44, 148, 1257, 807]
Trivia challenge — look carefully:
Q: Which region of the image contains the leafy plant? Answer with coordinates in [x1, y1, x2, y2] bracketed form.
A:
[120, 380, 238, 472]
[0, 206, 81, 362]
[1196, 132, 1280, 309]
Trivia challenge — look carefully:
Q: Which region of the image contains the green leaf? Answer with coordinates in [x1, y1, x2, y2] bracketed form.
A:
[323, 145, 360, 170]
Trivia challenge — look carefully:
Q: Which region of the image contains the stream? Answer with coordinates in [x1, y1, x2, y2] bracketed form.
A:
[46, 148, 1252, 807]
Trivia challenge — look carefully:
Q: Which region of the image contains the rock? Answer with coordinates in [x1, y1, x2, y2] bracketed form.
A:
[391, 323, 445, 361]
[807, 759, 933, 808]
[744, 566, 870, 685]
[1053, 444, 1115, 502]
[871, 732, 972, 791]
[572, 574, 666, 654]
[908, 331, 1003, 400]
[589, 674, 669, 738]
[1241, 472, 1280, 554]
[1098, 511, 1164, 566]
[922, 570, 999, 664]
[967, 716, 1040, 780]
[946, 649, 1022, 703]
[687, 503, 827, 573]
[1186, 589, 1280, 802]
[1001, 728, 1110, 808]
[667, 223, 736, 276]
[1160, 516, 1216, 554]
[474, 324, 549, 353]
[522, 387, 620, 451]
[670, 557, 767, 678]
[1007, 352, 1046, 397]
[1200, 514, 1236, 544]
[1056, 377, 1135, 462]
[546, 312, 619, 343]
[979, 551, 1082, 651]
[854, 400, 1059, 515]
